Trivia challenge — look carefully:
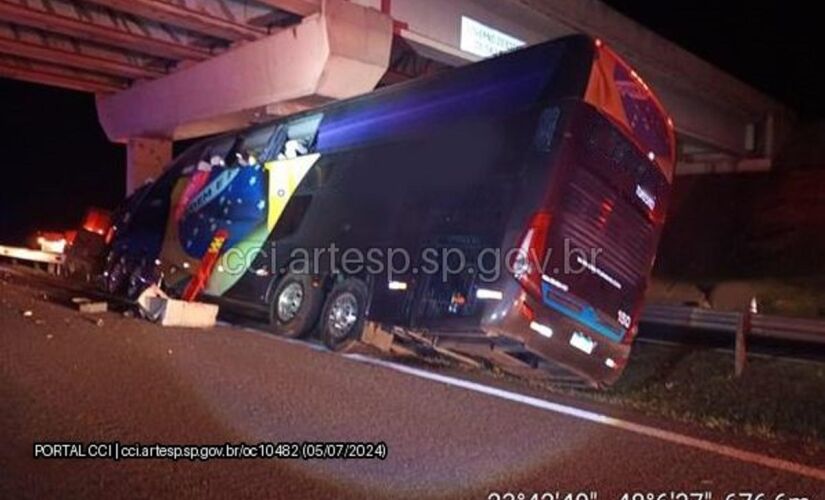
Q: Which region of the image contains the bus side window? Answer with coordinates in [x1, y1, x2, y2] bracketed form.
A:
[239, 123, 278, 165]
[271, 194, 313, 239]
[296, 162, 334, 194]
[275, 114, 323, 160]
[196, 135, 236, 169]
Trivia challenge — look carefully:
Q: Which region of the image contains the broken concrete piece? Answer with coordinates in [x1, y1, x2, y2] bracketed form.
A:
[78, 302, 108, 314]
[148, 298, 219, 328]
[137, 285, 169, 322]
[135, 284, 217, 327]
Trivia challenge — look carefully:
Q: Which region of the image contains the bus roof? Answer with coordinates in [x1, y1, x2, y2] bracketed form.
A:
[315, 34, 595, 152]
[196, 34, 675, 181]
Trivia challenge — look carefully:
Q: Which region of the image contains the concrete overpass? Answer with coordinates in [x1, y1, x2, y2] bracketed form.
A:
[0, 0, 794, 192]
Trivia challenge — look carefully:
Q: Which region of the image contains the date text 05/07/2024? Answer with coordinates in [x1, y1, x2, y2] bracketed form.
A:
[33, 441, 388, 461]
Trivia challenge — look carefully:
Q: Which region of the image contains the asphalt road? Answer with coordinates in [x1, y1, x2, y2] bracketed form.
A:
[1, 268, 824, 499]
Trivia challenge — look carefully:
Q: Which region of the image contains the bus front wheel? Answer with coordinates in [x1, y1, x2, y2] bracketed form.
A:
[269, 273, 323, 338]
[319, 278, 368, 351]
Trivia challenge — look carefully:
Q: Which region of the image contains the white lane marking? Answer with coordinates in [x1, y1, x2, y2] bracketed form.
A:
[215, 320, 825, 481]
[344, 353, 825, 483]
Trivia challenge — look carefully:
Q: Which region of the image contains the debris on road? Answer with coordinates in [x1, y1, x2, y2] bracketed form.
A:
[82, 316, 105, 327]
[72, 297, 108, 313]
[154, 299, 218, 328]
[78, 301, 108, 314]
[136, 285, 168, 322]
[22, 310, 33, 317]
[137, 284, 218, 328]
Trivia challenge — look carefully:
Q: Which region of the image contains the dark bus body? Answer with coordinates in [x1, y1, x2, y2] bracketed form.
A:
[104, 34, 675, 386]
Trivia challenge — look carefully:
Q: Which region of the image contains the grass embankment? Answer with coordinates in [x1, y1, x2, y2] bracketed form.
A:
[575, 342, 825, 450]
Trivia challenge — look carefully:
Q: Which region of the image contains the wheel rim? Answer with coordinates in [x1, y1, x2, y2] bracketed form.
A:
[277, 282, 304, 322]
[327, 292, 359, 340]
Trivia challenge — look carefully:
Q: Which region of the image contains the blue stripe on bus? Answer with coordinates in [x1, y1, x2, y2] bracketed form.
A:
[316, 44, 563, 152]
[540, 282, 624, 342]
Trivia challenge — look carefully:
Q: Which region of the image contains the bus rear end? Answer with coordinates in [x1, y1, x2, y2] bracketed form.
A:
[482, 42, 675, 386]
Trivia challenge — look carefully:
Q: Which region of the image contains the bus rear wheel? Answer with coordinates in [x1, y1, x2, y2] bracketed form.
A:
[269, 273, 323, 338]
[320, 278, 368, 351]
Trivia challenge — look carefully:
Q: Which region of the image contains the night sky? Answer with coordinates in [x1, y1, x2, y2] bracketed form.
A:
[603, 1, 821, 117]
[0, 80, 124, 244]
[0, 1, 819, 245]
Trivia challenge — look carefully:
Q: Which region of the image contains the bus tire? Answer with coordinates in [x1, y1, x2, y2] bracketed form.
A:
[319, 278, 368, 351]
[269, 273, 323, 338]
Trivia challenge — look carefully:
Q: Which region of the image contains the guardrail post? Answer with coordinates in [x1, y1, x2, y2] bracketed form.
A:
[735, 309, 751, 377]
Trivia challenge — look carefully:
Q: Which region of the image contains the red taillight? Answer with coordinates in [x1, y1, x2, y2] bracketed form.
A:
[511, 211, 552, 298]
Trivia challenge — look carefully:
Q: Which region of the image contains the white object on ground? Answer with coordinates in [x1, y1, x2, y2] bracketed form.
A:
[148, 298, 219, 328]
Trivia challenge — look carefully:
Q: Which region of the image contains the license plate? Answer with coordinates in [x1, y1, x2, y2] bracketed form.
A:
[569, 331, 596, 354]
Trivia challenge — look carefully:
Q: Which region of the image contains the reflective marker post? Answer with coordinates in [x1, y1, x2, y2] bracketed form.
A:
[735, 309, 751, 377]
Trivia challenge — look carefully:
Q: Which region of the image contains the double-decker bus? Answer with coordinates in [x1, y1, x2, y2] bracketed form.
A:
[104, 34, 675, 386]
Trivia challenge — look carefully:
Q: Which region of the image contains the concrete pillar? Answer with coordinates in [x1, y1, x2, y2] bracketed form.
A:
[126, 137, 172, 195]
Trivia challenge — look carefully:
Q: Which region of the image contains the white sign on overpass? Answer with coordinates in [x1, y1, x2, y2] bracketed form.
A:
[459, 16, 525, 58]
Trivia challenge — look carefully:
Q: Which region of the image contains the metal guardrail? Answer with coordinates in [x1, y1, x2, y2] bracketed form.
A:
[0, 244, 65, 265]
[641, 304, 825, 346]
